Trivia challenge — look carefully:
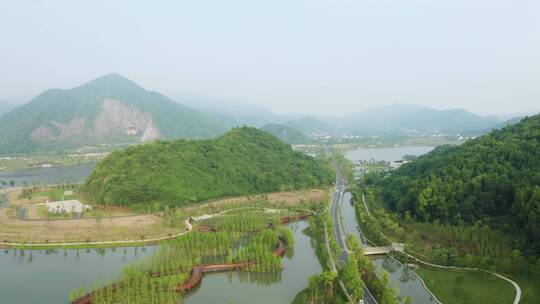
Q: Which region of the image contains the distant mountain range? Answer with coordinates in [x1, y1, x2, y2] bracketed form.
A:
[339, 104, 502, 133]
[183, 98, 509, 135]
[0, 73, 528, 154]
[0, 74, 231, 154]
[170, 91, 300, 127]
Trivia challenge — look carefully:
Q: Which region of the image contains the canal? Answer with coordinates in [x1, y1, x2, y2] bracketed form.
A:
[343, 145, 438, 303]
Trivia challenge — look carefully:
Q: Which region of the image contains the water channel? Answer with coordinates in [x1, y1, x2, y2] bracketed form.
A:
[341, 192, 436, 303]
[343, 145, 438, 303]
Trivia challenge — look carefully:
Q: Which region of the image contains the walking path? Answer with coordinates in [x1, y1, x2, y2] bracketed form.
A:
[0, 206, 299, 248]
[360, 191, 522, 304]
[400, 251, 521, 304]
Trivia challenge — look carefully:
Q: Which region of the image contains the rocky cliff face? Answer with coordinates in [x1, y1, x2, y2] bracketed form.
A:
[140, 119, 163, 142]
[29, 99, 162, 142]
[30, 125, 55, 141]
[51, 117, 87, 138]
[92, 99, 151, 138]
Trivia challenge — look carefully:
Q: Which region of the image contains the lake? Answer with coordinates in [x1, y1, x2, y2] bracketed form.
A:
[0, 162, 96, 187]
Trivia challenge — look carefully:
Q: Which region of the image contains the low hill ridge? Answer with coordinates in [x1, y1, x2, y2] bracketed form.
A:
[377, 113, 540, 255]
[85, 127, 333, 207]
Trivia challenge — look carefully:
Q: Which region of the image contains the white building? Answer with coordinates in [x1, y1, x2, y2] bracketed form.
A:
[38, 200, 93, 214]
[390, 160, 410, 170]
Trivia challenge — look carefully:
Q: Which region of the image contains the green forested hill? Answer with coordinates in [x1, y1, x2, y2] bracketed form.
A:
[378, 114, 540, 256]
[0, 74, 230, 154]
[85, 127, 333, 208]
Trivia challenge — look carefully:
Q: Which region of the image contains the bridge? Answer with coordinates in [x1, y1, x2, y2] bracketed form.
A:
[364, 246, 391, 256]
[363, 243, 403, 256]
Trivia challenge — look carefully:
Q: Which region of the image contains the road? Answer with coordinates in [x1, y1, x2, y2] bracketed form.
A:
[330, 169, 378, 304]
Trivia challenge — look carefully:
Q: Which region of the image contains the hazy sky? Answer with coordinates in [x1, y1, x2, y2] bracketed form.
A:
[1, 0, 539, 116]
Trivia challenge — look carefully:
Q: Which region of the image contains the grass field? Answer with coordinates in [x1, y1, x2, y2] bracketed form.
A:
[416, 266, 515, 304]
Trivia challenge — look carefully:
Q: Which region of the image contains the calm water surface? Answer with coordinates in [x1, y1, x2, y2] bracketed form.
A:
[0, 221, 320, 304]
[0, 162, 95, 186]
[185, 220, 321, 304]
[0, 246, 156, 304]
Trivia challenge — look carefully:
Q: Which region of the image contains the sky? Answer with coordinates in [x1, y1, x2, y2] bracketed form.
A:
[0, 0, 539, 116]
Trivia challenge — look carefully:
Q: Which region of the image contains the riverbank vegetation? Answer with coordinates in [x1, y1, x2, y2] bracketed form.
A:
[375, 115, 540, 260]
[359, 114, 540, 302]
[353, 186, 525, 303]
[85, 127, 333, 208]
[291, 204, 401, 304]
[70, 210, 296, 303]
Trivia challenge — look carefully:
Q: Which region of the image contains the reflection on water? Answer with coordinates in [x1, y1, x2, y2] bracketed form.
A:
[0, 246, 156, 304]
[184, 221, 322, 304]
[373, 257, 436, 304]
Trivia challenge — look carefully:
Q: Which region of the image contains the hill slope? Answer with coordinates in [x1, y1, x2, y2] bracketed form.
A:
[378, 114, 540, 255]
[85, 127, 333, 207]
[342, 104, 501, 132]
[0, 74, 229, 154]
[260, 123, 312, 144]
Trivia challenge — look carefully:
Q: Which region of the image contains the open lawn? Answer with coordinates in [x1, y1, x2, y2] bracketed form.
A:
[416, 266, 515, 304]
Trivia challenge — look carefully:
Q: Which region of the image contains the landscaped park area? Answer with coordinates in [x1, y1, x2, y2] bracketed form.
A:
[0, 185, 327, 246]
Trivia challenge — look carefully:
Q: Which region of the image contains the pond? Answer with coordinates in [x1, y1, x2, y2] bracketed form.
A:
[0, 162, 96, 187]
[345, 146, 435, 162]
[0, 221, 321, 304]
[0, 246, 156, 304]
[184, 220, 321, 304]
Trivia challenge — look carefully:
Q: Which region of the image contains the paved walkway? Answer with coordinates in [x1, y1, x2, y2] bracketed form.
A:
[360, 191, 522, 304]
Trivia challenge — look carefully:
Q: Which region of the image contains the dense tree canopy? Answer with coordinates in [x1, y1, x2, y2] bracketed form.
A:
[377, 114, 540, 256]
[85, 127, 333, 208]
